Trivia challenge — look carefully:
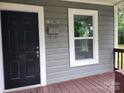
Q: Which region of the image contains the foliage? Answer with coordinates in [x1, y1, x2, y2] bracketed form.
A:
[74, 19, 91, 51]
[74, 21, 89, 37]
[118, 9, 124, 44]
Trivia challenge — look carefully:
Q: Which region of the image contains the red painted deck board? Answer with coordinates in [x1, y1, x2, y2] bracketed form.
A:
[7, 72, 114, 93]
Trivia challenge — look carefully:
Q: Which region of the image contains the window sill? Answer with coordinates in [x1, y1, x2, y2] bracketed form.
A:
[70, 59, 99, 67]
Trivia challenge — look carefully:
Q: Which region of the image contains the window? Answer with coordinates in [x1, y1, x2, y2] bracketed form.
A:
[68, 8, 99, 67]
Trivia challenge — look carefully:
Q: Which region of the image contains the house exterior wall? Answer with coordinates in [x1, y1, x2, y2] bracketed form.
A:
[0, 0, 114, 85]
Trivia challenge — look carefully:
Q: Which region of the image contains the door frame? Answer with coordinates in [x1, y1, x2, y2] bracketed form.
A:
[0, 2, 46, 92]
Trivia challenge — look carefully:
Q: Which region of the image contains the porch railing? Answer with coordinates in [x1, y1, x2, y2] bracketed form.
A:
[114, 48, 124, 70]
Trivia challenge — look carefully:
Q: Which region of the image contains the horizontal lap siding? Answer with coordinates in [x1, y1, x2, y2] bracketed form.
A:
[1, 0, 114, 85]
[44, 2, 114, 84]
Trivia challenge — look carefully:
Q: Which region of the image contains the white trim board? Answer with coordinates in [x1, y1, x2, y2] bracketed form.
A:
[0, 10, 4, 93]
[62, 0, 114, 6]
[0, 2, 46, 92]
[63, 0, 124, 6]
[114, 5, 118, 48]
[114, 5, 118, 69]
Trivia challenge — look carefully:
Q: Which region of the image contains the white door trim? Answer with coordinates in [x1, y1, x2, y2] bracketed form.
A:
[0, 2, 46, 92]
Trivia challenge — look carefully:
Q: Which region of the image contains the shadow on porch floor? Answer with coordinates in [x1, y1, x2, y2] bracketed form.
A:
[7, 72, 114, 93]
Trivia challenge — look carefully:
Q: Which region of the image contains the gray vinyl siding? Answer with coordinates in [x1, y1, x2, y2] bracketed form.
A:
[1, 0, 114, 85]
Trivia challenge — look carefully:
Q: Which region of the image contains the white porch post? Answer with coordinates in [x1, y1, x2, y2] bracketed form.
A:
[114, 5, 118, 69]
[114, 5, 118, 48]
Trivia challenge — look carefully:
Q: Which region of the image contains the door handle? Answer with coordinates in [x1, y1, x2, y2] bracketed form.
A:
[36, 46, 40, 58]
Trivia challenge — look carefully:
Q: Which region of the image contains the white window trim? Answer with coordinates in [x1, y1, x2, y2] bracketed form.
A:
[0, 2, 46, 92]
[68, 8, 99, 67]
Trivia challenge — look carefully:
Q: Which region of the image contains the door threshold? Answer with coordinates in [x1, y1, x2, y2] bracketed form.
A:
[4, 84, 41, 93]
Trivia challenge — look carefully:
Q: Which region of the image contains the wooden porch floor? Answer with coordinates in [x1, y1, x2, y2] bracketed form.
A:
[8, 72, 114, 93]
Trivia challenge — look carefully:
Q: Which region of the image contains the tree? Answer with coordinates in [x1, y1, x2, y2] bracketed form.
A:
[118, 9, 124, 44]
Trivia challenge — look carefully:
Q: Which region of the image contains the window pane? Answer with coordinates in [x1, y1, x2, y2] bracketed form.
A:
[74, 15, 93, 37]
[75, 39, 93, 60]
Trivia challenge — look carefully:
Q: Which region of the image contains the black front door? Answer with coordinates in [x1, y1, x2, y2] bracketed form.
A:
[1, 11, 40, 89]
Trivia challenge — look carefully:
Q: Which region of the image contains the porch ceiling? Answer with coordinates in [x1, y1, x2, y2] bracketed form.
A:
[118, 1, 124, 10]
[63, 0, 123, 5]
